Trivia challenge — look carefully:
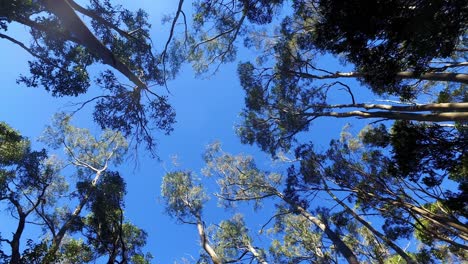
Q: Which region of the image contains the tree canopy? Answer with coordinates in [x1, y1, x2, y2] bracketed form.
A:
[0, 0, 178, 152]
[158, 0, 468, 262]
[0, 118, 151, 263]
[1, 0, 467, 263]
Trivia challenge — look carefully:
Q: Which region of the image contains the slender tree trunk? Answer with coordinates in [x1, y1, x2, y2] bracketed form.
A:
[324, 186, 416, 264]
[44, 170, 102, 262]
[354, 190, 468, 249]
[395, 71, 468, 84]
[246, 242, 268, 264]
[310, 111, 468, 122]
[277, 193, 359, 264]
[321, 102, 468, 112]
[292, 70, 468, 84]
[42, 0, 147, 89]
[196, 218, 223, 264]
[10, 213, 25, 264]
[107, 248, 118, 264]
[360, 191, 468, 238]
[394, 200, 468, 240]
[8, 184, 50, 264]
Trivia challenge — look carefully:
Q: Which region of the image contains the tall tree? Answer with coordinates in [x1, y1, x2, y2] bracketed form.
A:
[286, 126, 467, 262]
[161, 171, 223, 264]
[176, 1, 468, 155]
[311, 0, 468, 97]
[0, 118, 151, 263]
[0, 0, 178, 152]
[162, 170, 271, 264]
[163, 142, 430, 263]
[181, 3, 468, 254]
[0, 122, 57, 264]
[203, 143, 361, 264]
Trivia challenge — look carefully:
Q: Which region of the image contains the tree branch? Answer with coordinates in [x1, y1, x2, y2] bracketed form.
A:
[307, 110, 468, 122]
[290, 70, 468, 84]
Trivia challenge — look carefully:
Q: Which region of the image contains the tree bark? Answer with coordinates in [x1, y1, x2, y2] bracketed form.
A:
[9, 208, 25, 264]
[321, 102, 468, 112]
[41, 0, 148, 89]
[44, 170, 103, 262]
[323, 185, 416, 264]
[246, 242, 268, 264]
[196, 218, 223, 264]
[309, 110, 468, 122]
[277, 193, 360, 264]
[292, 70, 468, 84]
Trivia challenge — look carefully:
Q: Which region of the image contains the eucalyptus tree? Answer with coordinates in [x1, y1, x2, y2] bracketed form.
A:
[0, 0, 178, 152]
[164, 142, 426, 263]
[161, 171, 222, 264]
[167, 0, 468, 155]
[0, 117, 151, 263]
[285, 125, 467, 262]
[209, 214, 268, 264]
[172, 2, 468, 261]
[39, 113, 129, 261]
[162, 170, 270, 264]
[203, 143, 361, 264]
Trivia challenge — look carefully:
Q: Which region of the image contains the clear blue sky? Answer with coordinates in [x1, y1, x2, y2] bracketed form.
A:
[0, 1, 373, 263]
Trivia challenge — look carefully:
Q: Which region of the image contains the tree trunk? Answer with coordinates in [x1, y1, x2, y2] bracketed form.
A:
[196, 218, 223, 264]
[246, 242, 268, 264]
[360, 191, 468, 238]
[355, 190, 468, 249]
[394, 200, 468, 240]
[41, 0, 147, 90]
[395, 71, 468, 84]
[311, 110, 468, 122]
[44, 170, 102, 261]
[292, 70, 468, 84]
[324, 186, 416, 264]
[10, 213, 25, 264]
[322, 102, 468, 112]
[277, 193, 360, 264]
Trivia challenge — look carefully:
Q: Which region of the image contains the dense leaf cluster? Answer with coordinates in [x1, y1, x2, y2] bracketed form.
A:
[1, 0, 178, 153]
[313, 0, 468, 97]
[0, 121, 151, 263]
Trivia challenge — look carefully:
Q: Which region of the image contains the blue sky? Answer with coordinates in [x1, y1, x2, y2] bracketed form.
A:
[0, 1, 378, 263]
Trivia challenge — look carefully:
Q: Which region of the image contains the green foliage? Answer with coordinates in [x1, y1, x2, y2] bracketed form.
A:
[361, 121, 467, 217]
[269, 213, 333, 263]
[312, 0, 468, 97]
[59, 239, 94, 264]
[210, 214, 259, 262]
[162, 171, 208, 222]
[203, 143, 282, 209]
[1, 0, 178, 152]
[41, 112, 128, 170]
[185, 0, 468, 158]
[184, 0, 285, 74]
[0, 122, 25, 159]
[0, 120, 150, 263]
